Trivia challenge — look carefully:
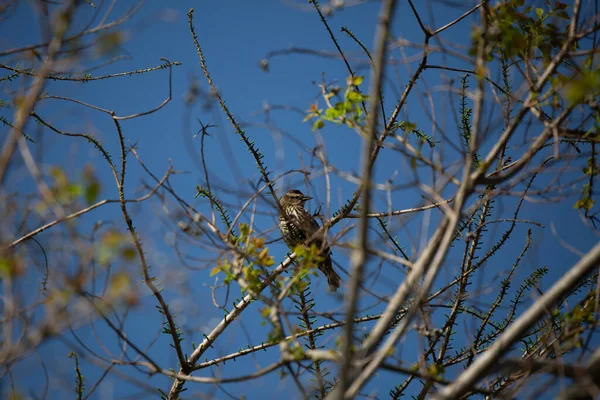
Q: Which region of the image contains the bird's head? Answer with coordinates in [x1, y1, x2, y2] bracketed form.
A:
[280, 189, 312, 208]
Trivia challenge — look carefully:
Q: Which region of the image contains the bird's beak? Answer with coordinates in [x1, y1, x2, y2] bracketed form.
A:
[302, 195, 312, 201]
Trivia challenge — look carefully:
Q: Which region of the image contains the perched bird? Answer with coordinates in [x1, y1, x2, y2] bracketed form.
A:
[278, 189, 341, 291]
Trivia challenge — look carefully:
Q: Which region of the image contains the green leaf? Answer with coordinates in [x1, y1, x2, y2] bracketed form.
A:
[410, 157, 417, 171]
[121, 247, 136, 261]
[82, 165, 101, 204]
[347, 91, 364, 103]
[302, 113, 316, 122]
[574, 197, 594, 211]
[334, 101, 348, 112]
[240, 223, 251, 239]
[260, 307, 271, 318]
[535, 8, 544, 19]
[67, 183, 83, 198]
[293, 244, 306, 257]
[401, 121, 417, 132]
[96, 31, 123, 57]
[565, 70, 600, 105]
[312, 119, 324, 131]
[325, 107, 342, 120]
[85, 181, 100, 205]
[352, 76, 364, 86]
[50, 166, 67, 187]
[555, 1, 568, 10]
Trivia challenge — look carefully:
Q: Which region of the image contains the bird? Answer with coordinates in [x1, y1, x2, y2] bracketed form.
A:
[278, 189, 341, 291]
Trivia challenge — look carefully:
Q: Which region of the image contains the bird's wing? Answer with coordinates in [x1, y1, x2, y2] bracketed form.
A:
[310, 216, 320, 232]
[303, 211, 332, 254]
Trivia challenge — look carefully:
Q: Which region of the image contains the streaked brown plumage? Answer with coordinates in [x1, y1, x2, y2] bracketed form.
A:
[278, 189, 341, 291]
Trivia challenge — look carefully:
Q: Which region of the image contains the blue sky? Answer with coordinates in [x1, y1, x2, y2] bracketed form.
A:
[2, 1, 598, 399]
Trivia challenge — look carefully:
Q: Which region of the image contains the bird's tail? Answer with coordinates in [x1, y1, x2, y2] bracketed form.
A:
[319, 255, 341, 292]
